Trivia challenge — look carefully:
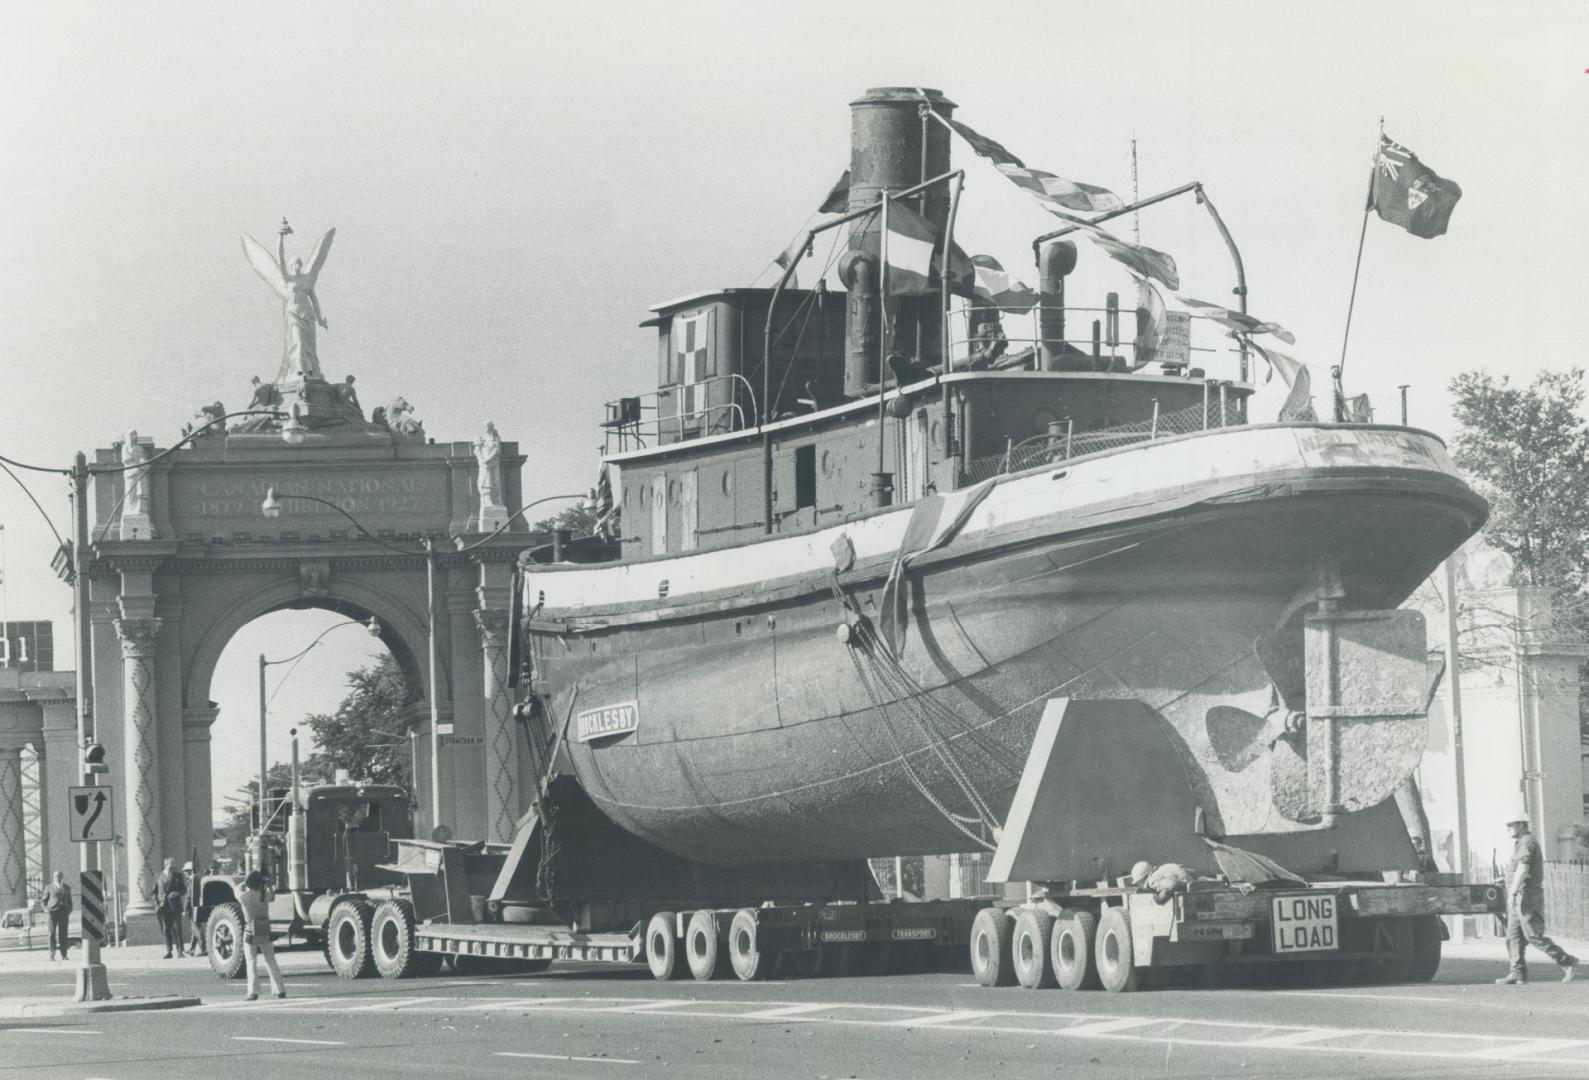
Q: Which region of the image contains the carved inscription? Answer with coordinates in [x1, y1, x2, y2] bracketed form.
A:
[174, 474, 448, 521]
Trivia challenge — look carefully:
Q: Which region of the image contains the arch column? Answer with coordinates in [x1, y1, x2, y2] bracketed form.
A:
[473, 609, 515, 844]
[0, 743, 25, 912]
[28, 692, 79, 882]
[114, 616, 163, 918]
[182, 705, 219, 869]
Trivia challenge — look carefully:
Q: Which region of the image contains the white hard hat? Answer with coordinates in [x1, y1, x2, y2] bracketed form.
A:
[1128, 860, 1153, 884]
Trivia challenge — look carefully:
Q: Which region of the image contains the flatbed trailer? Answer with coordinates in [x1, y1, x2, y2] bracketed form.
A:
[348, 848, 1501, 993]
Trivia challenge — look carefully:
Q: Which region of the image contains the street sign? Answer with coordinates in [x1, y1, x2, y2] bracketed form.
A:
[68, 785, 115, 843]
[436, 722, 455, 736]
[441, 735, 483, 746]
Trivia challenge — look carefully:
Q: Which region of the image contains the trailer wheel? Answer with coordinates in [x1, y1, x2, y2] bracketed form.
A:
[645, 912, 683, 980]
[207, 902, 246, 981]
[1012, 909, 1057, 989]
[1052, 910, 1100, 991]
[372, 899, 433, 979]
[728, 909, 768, 981]
[790, 948, 825, 978]
[1364, 918, 1416, 984]
[859, 943, 895, 976]
[685, 909, 726, 980]
[1406, 915, 1442, 983]
[326, 900, 376, 980]
[969, 907, 1015, 987]
[1094, 906, 1142, 993]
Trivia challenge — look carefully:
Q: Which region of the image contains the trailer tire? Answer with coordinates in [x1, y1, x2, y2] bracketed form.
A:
[1052, 910, 1100, 991]
[371, 899, 429, 979]
[1094, 906, 1142, 993]
[1012, 909, 1057, 989]
[326, 900, 376, 980]
[860, 943, 895, 976]
[645, 912, 684, 981]
[969, 907, 1015, 987]
[728, 909, 768, 981]
[1365, 918, 1416, 984]
[685, 909, 726, 980]
[1406, 915, 1442, 983]
[791, 948, 825, 978]
[207, 902, 247, 981]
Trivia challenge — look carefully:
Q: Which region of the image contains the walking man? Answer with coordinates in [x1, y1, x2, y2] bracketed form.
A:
[1497, 809, 1578, 984]
[43, 871, 73, 961]
[154, 857, 187, 958]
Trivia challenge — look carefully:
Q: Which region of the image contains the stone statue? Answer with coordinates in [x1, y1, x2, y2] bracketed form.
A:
[474, 422, 507, 530]
[335, 374, 363, 422]
[182, 401, 226, 439]
[232, 376, 284, 434]
[385, 397, 423, 438]
[121, 431, 154, 540]
[370, 406, 389, 432]
[475, 422, 503, 505]
[242, 219, 335, 384]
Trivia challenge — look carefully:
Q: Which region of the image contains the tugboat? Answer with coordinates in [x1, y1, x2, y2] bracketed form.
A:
[517, 88, 1485, 878]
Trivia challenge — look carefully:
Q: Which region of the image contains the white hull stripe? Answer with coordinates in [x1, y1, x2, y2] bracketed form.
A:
[530, 425, 1461, 613]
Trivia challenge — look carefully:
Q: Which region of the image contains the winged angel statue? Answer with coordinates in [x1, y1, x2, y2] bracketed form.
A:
[242, 220, 335, 383]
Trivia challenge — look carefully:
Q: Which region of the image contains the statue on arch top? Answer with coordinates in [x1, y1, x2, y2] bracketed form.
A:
[242, 218, 335, 384]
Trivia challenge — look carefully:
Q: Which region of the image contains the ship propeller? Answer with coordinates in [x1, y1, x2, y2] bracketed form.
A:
[1206, 704, 1296, 772]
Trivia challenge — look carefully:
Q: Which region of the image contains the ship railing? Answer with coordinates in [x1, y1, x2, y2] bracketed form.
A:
[961, 399, 1245, 484]
[602, 373, 758, 454]
[948, 302, 1257, 385]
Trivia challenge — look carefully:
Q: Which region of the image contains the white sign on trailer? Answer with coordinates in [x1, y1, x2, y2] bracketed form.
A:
[1270, 893, 1338, 953]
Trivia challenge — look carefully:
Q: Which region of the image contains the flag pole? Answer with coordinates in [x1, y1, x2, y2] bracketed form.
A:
[1337, 119, 1383, 394]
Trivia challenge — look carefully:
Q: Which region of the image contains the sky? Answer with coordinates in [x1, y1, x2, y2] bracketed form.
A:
[1, 0, 1585, 819]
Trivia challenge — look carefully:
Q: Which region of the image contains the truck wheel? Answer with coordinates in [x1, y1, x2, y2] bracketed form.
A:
[969, 907, 1015, 987]
[1406, 915, 1442, 983]
[728, 909, 767, 981]
[645, 911, 683, 980]
[1094, 906, 1142, 993]
[1052, 910, 1100, 991]
[207, 902, 246, 981]
[685, 909, 726, 980]
[1012, 909, 1057, 989]
[791, 948, 825, 978]
[372, 900, 427, 979]
[326, 900, 376, 980]
[860, 943, 895, 976]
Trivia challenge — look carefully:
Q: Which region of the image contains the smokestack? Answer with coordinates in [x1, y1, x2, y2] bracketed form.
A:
[841, 88, 956, 398]
[1039, 241, 1081, 371]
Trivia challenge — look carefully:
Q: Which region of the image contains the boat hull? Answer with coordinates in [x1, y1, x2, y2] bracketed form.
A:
[525, 425, 1486, 868]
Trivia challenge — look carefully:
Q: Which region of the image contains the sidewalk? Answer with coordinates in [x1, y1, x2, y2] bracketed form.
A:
[1444, 930, 1589, 967]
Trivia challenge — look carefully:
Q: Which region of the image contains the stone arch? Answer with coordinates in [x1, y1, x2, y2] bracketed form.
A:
[181, 574, 433, 713]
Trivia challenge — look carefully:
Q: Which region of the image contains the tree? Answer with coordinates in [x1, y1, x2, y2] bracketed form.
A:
[532, 503, 597, 538]
[303, 655, 414, 790]
[1449, 367, 1589, 788]
[1448, 368, 1589, 591]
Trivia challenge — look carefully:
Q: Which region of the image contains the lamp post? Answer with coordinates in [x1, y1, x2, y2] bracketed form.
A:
[259, 489, 589, 836]
[257, 617, 381, 838]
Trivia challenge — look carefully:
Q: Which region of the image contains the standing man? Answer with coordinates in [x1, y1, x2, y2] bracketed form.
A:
[154, 857, 187, 959]
[43, 871, 73, 961]
[1497, 809, 1578, 984]
[183, 861, 207, 956]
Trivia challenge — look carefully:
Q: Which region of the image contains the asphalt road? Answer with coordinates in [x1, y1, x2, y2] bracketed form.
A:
[1, 946, 1586, 1079]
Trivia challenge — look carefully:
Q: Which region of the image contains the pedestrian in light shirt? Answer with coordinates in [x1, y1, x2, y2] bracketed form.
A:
[1496, 810, 1578, 984]
[237, 870, 285, 1000]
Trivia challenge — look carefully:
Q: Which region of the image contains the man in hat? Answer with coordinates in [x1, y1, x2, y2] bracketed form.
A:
[1497, 809, 1577, 984]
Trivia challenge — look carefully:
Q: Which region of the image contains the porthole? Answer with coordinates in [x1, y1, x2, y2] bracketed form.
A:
[721, 470, 733, 496]
[820, 449, 834, 477]
[639, 484, 649, 509]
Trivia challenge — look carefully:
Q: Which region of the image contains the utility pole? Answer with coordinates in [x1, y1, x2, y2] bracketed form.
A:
[72, 452, 110, 1000]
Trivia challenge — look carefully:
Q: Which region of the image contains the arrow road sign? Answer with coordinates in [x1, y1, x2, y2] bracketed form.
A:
[69, 785, 115, 843]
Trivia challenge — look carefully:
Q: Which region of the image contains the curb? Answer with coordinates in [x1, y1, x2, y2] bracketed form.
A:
[0, 995, 201, 1018]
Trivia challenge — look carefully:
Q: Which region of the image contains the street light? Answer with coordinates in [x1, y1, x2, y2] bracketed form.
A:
[258, 617, 381, 840]
[0, 406, 287, 1001]
[258, 488, 589, 835]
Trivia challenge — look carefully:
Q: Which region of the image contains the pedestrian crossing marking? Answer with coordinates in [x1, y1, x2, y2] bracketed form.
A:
[216, 992, 1589, 1066]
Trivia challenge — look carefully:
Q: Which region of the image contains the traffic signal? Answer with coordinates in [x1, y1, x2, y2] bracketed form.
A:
[84, 743, 108, 774]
